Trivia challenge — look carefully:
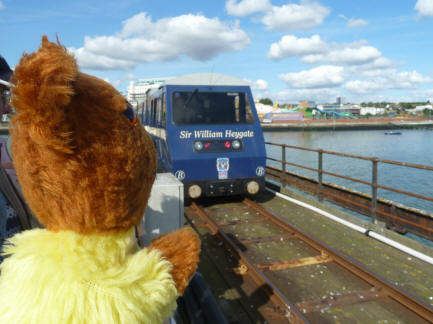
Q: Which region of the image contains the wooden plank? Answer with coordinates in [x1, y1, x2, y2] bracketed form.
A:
[239, 234, 296, 245]
[258, 252, 332, 271]
[295, 288, 386, 314]
[216, 217, 267, 227]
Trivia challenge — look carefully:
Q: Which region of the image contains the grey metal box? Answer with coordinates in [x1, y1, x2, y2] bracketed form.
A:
[137, 173, 184, 246]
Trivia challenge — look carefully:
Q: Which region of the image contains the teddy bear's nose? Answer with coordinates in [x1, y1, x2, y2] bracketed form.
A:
[122, 103, 137, 126]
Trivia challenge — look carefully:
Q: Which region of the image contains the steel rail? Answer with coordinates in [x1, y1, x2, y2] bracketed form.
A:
[189, 202, 311, 324]
[242, 198, 433, 323]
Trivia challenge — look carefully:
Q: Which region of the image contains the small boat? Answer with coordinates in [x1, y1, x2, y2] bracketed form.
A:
[384, 131, 402, 135]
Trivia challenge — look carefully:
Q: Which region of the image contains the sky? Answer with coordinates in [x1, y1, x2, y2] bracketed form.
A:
[2, 0, 433, 104]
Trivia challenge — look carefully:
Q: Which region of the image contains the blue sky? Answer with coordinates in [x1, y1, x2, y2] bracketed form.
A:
[2, 0, 433, 104]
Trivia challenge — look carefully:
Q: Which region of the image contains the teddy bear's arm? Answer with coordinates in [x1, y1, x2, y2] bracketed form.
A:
[149, 227, 200, 294]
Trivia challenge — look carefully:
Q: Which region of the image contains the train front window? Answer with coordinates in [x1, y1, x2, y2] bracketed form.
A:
[172, 91, 255, 125]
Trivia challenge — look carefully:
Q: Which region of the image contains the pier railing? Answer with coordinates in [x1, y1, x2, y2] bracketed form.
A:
[265, 142, 433, 241]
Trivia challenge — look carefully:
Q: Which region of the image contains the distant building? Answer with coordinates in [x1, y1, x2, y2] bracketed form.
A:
[316, 104, 361, 117]
[299, 100, 316, 108]
[360, 107, 385, 115]
[255, 102, 274, 114]
[318, 104, 341, 111]
[414, 104, 433, 112]
[336, 97, 345, 105]
[126, 78, 168, 107]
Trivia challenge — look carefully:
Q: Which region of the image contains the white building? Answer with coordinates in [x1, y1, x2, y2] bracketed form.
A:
[414, 104, 433, 112]
[255, 102, 274, 114]
[360, 107, 385, 115]
[126, 78, 168, 108]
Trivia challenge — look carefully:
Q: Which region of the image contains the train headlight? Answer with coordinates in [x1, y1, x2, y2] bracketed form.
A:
[232, 140, 241, 149]
[194, 141, 203, 151]
[188, 185, 202, 199]
[246, 181, 260, 195]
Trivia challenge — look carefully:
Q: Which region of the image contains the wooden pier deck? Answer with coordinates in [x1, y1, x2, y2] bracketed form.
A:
[187, 187, 433, 323]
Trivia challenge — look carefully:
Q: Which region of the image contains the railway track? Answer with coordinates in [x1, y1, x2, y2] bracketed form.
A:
[185, 198, 433, 323]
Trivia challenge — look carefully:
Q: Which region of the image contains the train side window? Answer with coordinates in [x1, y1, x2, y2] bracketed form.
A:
[153, 99, 158, 126]
[151, 99, 156, 126]
[145, 98, 150, 125]
[243, 93, 255, 123]
[156, 96, 163, 127]
[149, 100, 153, 126]
[228, 92, 254, 124]
[162, 93, 166, 127]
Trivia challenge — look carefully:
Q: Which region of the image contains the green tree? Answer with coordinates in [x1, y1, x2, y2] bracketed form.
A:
[259, 98, 273, 106]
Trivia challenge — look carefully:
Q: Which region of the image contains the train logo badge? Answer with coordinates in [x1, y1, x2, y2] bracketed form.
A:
[175, 170, 186, 180]
[216, 157, 230, 179]
[256, 166, 265, 177]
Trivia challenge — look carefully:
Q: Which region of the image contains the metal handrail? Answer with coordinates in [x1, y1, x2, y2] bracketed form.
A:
[265, 142, 433, 223]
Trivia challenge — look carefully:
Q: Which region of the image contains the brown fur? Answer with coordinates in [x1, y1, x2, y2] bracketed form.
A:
[150, 227, 201, 294]
[10, 36, 200, 292]
[10, 36, 157, 234]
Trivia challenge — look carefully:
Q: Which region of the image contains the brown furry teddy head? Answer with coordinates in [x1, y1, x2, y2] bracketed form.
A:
[10, 36, 157, 234]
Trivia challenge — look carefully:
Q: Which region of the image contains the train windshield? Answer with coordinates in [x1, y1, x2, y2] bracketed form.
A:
[171, 91, 255, 125]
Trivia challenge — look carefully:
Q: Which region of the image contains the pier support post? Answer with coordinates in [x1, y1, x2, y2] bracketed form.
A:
[371, 158, 378, 224]
[317, 149, 323, 201]
[281, 146, 286, 187]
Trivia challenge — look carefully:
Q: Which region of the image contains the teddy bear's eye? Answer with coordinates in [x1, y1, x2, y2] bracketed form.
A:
[122, 103, 137, 126]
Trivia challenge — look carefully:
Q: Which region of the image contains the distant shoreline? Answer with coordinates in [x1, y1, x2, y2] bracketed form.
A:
[2, 119, 433, 135]
[261, 118, 433, 131]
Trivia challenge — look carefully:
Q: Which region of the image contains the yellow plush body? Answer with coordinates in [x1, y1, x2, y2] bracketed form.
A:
[0, 229, 178, 323]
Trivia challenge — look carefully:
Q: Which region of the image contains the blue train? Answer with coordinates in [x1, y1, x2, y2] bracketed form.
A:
[138, 73, 266, 199]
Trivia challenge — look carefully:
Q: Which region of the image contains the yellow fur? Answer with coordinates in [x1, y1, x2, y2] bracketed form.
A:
[0, 229, 178, 323]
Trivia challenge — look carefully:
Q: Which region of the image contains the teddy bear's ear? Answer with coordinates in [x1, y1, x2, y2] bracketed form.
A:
[11, 36, 78, 153]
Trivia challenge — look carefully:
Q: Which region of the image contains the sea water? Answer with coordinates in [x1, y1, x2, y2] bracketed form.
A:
[264, 128, 433, 214]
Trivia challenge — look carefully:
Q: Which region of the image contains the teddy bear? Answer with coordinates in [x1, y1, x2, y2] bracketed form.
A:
[0, 36, 200, 323]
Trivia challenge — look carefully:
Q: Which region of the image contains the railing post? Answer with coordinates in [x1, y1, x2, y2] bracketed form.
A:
[371, 158, 378, 223]
[317, 149, 323, 201]
[281, 146, 286, 187]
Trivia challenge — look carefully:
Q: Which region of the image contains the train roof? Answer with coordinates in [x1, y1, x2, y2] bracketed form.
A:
[165, 73, 250, 87]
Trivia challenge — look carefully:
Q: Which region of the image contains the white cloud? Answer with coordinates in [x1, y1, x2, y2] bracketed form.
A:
[344, 80, 382, 94]
[279, 65, 345, 89]
[72, 12, 250, 70]
[338, 14, 368, 28]
[246, 79, 269, 91]
[262, 0, 330, 31]
[118, 12, 152, 37]
[357, 57, 396, 71]
[347, 18, 368, 28]
[105, 74, 137, 88]
[277, 88, 339, 103]
[412, 89, 433, 102]
[245, 78, 270, 98]
[0, 2, 4, 10]
[268, 34, 327, 60]
[225, 0, 271, 17]
[70, 47, 136, 70]
[345, 70, 433, 94]
[301, 45, 382, 65]
[415, 0, 433, 17]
